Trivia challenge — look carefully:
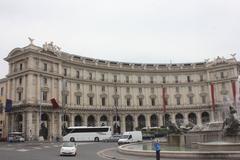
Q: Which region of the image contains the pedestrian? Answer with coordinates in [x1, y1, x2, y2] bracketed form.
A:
[154, 139, 161, 160]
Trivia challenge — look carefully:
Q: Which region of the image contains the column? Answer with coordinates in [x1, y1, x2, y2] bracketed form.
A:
[171, 113, 176, 124]
[133, 114, 138, 131]
[51, 113, 55, 139]
[36, 112, 39, 138]
[58, 112, 62, 137]
[184, 112, 189, 124]
[10, 113, 14, 132]
[109, 114, 113, 128]
[26, 111, 33, 141]
[197, 112, 202, 126]
[146, 114, 151, 128]
[120, 114, 126, 133]
[158, 114, 163, 127]
[83, 114, 87, 126]
[210, 110, 215, 122]
[96, 114, 100, 126]
[70, 113, 74, 126]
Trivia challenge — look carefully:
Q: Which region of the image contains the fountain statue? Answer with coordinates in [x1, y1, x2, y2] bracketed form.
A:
[222, 105, 240, 136]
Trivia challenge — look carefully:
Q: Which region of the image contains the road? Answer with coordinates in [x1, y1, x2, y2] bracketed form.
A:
[0, 142, 202, 160]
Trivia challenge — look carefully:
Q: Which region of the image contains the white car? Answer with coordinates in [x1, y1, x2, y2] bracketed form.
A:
[60, 142, 77, 156]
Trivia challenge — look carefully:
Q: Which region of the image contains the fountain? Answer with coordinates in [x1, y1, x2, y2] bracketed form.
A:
[118, 106, 240, 159]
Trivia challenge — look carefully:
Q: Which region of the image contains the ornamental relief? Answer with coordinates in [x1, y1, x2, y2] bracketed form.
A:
[100, 93, 107, 98]
[41, 87, 49, 92]
[137, 94, 144, 99]
[87, 93, 94, 97]
[74, 92, 82, 96]
[149, 95, 156, 99]
[187, 93, 195, 97]
[16, 87, 23, 92]
[199, 92, 208, 97]
[112, 94, 119, 99]
[221, 90, 228, 95]
[125, 94, 132, 99]
[174, 93, 182, 98]
[61, 90, 69, 95]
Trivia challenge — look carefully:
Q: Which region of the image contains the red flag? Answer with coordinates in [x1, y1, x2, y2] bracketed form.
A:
[231, 80, 236, 105]
[51, 98, 59, 109]
[162, 87, 166, 112]
[210, 83, 215, 111]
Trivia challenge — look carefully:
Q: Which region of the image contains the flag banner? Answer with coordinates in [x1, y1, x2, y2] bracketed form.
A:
[5, 99, 12, 112]
[50, 98, 59, 109]
[210, 83, 215, 111]
[231, 80, 236, 106]
[162, 87, 166, 113]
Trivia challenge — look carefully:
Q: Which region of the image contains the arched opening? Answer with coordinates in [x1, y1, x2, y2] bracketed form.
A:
[40, 113, 49, 140]
[201, 112, 210, 124]
[113, 115, 120, 134]
[100, 115, 108, 126]
[74, 115, 82, 126]
[15, 114, 23, 132]
[188, 113, 197, 125]
[163, 113, 171, 127]
[125, 115, 134, 131]
[138, 115, 146, 130]
[150, 114, 158, 127]
[175, 113, 184, 127]
[87, 115, 95, 126]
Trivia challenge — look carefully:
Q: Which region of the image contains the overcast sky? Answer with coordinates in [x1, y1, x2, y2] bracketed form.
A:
[0, 0, 240, 78]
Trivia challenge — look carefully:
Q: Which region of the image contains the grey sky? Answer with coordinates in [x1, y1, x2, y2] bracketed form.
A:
[0, 0, 240, 78]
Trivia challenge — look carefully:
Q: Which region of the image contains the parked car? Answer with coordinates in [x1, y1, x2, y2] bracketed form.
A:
[60, 142, 77, 156]
[103, 134, 121, 142]
[8, 132, 25, 142]
[118, 131, 142, 145]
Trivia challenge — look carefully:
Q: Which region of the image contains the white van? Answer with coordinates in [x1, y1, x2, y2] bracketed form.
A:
[118, 131, 142, 145]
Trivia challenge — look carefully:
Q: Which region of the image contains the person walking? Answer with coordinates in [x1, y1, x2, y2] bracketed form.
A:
[154, 139, 161, 160]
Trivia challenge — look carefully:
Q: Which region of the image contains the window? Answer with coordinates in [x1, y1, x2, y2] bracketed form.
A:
[20, 63, 23, 70]
[43, 91, 48, 101]
[44, 63, 47, 71]
[202, 96, 206, 104]
[102, 86, 105, 92]
[114, 87, 117, 93]
[101, 74, 105, 81]
[138, 76, 141, 83]
[175, 76, 178, 83]
[76, 71, 80, 79]
[163, 77, 166, 83]
[188, 86, 192, 92]
[114, 75, 117, 82]
[77, 83, 80, 90]
[19, 77, 22, 85]
[127, 98, 131, 106]
[222, 82, 226, 90]
[102, 97, 106, 106]
[126, 87, 130, 93]
[64, 95, 68, 104]
[151, 88, 154, 93]
[200, 75, 203, 81]
[76, 96, 80, 105]
[89, 97, 93, 105]
[18, 92, 22, 101]
[114, 99, 118, 106]
[64, 68, 67, 76]
[176, 97, 181, 105]
[150, 77, 154, 83]
[126, 76, 129, 83]
[176, 87, 179, 93]
[139, 88, 142, 93]
[187, 76, 191, 82]
[89, 85, 92, 92]
[0, 87, 3, 96]
[189, 97, 193, 104]
[43, 77, 47, 85]
[201, 86, 205, 92]
[89, 72, 92, 80]
[221, 72, 224, 79]
[151, 98, 155, 106]
[139, 98, 143, 106]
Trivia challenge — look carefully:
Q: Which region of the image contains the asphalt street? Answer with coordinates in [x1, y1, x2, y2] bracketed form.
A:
[0, 142, 207, 160]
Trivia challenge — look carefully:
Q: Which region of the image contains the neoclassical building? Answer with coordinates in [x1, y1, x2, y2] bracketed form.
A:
[1, 41, 240, 140]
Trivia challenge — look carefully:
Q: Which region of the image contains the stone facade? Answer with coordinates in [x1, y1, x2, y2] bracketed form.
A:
[0, 41, 240, 140]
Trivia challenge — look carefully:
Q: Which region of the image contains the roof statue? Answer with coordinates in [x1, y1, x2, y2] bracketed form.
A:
[42, 41, 61, 55]
[28, 37, 34, 45]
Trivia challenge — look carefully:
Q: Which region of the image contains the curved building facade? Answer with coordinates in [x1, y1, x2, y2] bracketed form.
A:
[1, 42, 240, 140]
